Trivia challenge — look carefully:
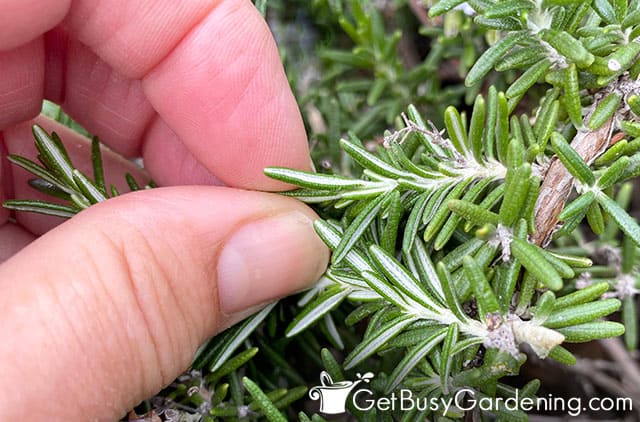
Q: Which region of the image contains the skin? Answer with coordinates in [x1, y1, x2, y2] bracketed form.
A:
[0, 0, 329, 420]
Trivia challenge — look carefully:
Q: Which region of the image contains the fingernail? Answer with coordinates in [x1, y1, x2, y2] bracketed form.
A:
[216, 211, 328, 315]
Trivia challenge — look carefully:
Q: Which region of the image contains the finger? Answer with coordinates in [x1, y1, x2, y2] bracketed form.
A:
[62, 0, 308, 189]
[0, 38, 44, 129]
[0, 0, 209, 103]
[0, 0, 70, 51]
[141, 117, 224, 187]
[140, 0, 309, 190]
[4, 116, 149, 235]
[50, 35, 157, 158]
[44, 40, 223, 185]
[44, 39, 224, 187]
[0, 222, 35, 262]
[0, 186, 329, 420]
[2, 0, 309, 190]
[63, 0, 215, 80]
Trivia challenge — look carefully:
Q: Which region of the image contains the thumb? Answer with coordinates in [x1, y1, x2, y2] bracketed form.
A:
[0, 186, 328, 421]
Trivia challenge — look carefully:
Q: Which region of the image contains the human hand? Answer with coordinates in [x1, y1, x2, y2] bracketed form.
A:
[0, 1, 329, 420]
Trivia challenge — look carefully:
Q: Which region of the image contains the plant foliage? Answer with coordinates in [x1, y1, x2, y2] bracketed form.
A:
[5, 0, 640, 420]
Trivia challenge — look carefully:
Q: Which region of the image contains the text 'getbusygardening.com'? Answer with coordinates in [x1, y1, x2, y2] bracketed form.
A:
[351, 387, 633, 417]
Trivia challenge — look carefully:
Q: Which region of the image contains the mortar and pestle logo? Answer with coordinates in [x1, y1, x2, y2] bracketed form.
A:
[309, 371, 374, 414]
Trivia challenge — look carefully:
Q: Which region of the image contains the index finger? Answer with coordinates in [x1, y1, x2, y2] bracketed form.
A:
[0, 0, 70, 51]
[139, 0, 310, 189]
[1, 0, 310, 190]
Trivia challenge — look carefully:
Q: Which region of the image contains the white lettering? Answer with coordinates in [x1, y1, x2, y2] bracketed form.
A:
[478, 395, 494, 411]
[520, 396, 534, 411]
[428, 396, 441, 412]
[352, 388, 375, 411]
[454, 388, 475, 412]
[343, 383, 632, 417]
[566, 397, 581, 416]
[377, 397, 391, 411]
[503, 395, 518, 411]
[400, 389, 414, 411]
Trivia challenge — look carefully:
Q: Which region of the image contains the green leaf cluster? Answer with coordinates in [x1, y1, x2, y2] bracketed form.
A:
[3, 122, 153, 218]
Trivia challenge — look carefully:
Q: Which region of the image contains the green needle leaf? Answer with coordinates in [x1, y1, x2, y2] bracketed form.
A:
[557, 321, 625, 342]
[3, 200, 77, 218]
[511, 238, 563, 291]
[344, 314, 415, 369]
[91, 137, 106, 194]
[72, 169, 107, 204]
[499, 163, 531, 226]
[485, 0, 533, 17]
[380, 191, 402, 253]
[553, 282, 610, 310]
[548, 345, 577, 365]
[592, 0, 619, 24]
[402, 191, 431, 253]
[429, 0, 468, 16]
[551, 132, 595, 186]
[265, 167, 370, 190]
[496, 93, 510, 162]
[313, 220, 374, 273]
[27, 178, 72, 200]
[585, 201, 605, 235]
[597, 192, 640, 246]
[409, 238, 447, 304]
[463, 256, 500, 319]
[333, 191, 391, 264]
[7, 154, 76, 196]
[384, 328, 447, 393]
[563, 64, 583, 128]
[361, 271, 411, 310]
[208, 347, 259, 382]
[370, 244, 440, 311]
[536, 100, 560, 150]
[558, 191, 596, 220]
[436, 262, 468, 321]
[272, 386, 309, 410]
[242, 377, 287, 422]
[597, 156, 631, 190]
[469, 94, 486, 162]
[340, 137, 414, 179]
[466, 32, 526, 86]
[440, 323, 459, 395]
[194, 302, 276, 372]
[540, 30, 594, 68]
[588, 93, 621, 130]
[547, 252, 592, 268]
[424, 180, 471, 241]
[541, 250, 575, 279]
[544, 298, 621, 328]
[125, 173, 140, 191]
[286, 285, 351, 337]
[629, 94, 640, 117]
[444, 106, 470, 156]
[32, 125, 78, 190]
[595, 140, 628, 166]
[506, 60, 551, 99]
[623, 295, 637, 350]
[531, 291, 556, 323]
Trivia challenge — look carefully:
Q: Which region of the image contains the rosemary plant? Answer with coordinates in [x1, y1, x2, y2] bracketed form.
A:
[5, 0, 640, 420]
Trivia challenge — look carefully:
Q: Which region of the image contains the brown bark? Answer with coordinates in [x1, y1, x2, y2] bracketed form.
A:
[532, 119, 614, 246]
